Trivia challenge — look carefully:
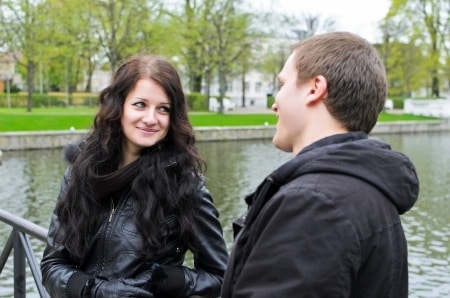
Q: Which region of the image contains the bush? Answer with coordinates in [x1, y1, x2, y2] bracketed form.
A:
[32, 94, 66, 107]
[8, 84, 21, 93]
[0, 92, 104, 108]
[0, 93, 65, 108]
[83, 96, 99, 107]
[266, 94, 274, 109]
[388, 97, 407, 109]
[186, 92, 208, 111]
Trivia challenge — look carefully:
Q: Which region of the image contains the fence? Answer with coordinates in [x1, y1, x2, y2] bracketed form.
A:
[404, 98, 450, 118]
[0, 208, 49, 297]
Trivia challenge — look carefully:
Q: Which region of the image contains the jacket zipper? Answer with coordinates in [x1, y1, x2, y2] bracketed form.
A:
[100, 198, 116, 273]
[108, 198, 115, 223]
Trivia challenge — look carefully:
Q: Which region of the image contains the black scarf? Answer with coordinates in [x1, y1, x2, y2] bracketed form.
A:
[91, 158, 140, 201]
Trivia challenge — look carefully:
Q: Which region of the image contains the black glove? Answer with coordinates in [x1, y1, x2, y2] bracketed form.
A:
[86, 277, 154, 298]
[149, 264, 185, 297]
[84, 264, 163, 297]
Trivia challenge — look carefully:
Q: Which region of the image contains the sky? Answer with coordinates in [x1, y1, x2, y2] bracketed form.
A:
[265, 0, 391, 43]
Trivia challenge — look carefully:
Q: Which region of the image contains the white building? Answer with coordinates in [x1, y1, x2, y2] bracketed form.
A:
[206, 70, 274, 109]
[204, 37, 293, 111]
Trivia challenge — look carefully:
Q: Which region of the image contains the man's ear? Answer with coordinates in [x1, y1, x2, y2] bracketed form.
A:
[306, 75, 327, 105]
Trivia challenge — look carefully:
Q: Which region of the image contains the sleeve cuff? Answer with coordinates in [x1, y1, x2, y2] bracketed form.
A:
[66, 271, 92, 298]
[157, 265, 185, 297]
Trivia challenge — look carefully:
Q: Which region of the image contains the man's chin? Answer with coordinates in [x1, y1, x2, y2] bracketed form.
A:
[272, 136, 291, 153]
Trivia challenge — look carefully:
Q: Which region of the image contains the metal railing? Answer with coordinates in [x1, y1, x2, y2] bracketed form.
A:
[0, 208, 50, 297]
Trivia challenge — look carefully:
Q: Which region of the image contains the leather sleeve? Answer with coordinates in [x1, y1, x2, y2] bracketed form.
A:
[40, 166, 90, 298]
[178, 185, 229, 298]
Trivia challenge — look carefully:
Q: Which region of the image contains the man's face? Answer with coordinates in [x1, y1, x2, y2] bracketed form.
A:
[272, 52, 311, 154]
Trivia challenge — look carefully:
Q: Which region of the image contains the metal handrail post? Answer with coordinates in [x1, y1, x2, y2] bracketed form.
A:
[0, 232, 13, 273]
[18, 232, 50, 298]
[1, 209, 50, 297]
[13, 229, 26, 298]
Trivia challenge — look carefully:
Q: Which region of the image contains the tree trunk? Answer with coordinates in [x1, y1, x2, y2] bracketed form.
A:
[193, 74, 202, 93]
[66, 60, 73, 106]
[205, 68, 211, 111]
[241, 70, 246, 107]
[431, 73, 439, 97]
[218, 62, 226, 114]
[26, 61, 35, 112]
[85, 67, 94, 93]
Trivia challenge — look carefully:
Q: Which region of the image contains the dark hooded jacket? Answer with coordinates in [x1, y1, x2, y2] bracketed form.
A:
[221, 131, 419, 298]
[41, 144, 228, 298]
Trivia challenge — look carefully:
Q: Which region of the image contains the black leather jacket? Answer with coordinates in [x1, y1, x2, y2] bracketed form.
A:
[41, 166, 228, 298]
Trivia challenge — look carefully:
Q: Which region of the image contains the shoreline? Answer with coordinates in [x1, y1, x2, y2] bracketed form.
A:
[0, 119, 449, 151]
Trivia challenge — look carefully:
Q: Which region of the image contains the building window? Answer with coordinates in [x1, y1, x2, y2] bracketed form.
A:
[244, 82, 250, 91]
[255, 82, 262, 92]
[226, 82, 233, 92]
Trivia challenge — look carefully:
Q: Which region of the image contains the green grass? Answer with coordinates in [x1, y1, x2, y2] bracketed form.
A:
[0, 108, 438, 132]
[189, 113, 277, 126]
[0, 108, 96, 132]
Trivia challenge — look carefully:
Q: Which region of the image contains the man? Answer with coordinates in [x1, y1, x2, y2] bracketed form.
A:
[221, 32, 419, 298]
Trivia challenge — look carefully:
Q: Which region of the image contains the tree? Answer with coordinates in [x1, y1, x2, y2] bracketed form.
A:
[237, 43, 252, 107]
[256, 10, 336, 96]
[258, 41, 290, 96]
[378, 15, 427, 97]
[89, 0, 163, 73]
[41, 0, 89, 102]
[209, 0, 253, 113]
[167, 0, 224, 99]
[0, 0, 51, 111]
[44, 0, 167, 96]
[283, 12, 336, 40]
[389, 0, 450, 97]
[167, 0, 255, 113]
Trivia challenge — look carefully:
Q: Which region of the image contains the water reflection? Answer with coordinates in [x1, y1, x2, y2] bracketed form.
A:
[0, 132, 449, 297]
[197, 140, 291, 247]
[377, 132, 450, 298]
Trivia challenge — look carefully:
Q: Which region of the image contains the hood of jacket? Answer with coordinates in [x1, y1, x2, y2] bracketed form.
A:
[269, 131, 419, 215]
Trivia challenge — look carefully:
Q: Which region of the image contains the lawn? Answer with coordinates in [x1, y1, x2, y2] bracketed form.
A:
[0, 108, 438, 132]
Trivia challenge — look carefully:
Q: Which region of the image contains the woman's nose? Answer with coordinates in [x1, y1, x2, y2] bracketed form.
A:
[142, 110, 157, 125]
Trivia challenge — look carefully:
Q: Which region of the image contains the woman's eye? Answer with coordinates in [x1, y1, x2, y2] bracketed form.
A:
[159, 106, 170, 113]
[133, 102, 146, 108]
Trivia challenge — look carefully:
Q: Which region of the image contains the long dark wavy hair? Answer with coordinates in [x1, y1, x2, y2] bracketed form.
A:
[54, 54, 205, 261]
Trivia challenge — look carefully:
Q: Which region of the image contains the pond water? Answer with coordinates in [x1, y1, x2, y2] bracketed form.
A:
[0, 132, 449, 297]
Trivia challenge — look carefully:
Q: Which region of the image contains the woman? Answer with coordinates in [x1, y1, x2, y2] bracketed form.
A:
[41, 54, 228, 297]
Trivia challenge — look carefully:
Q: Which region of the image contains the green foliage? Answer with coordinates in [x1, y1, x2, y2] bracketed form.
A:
[174, 0, 256, 99]
[186, 92, 208, 111]
[0, 93, 100, 108]
[3, 84, 21, 93]
[266, 95, 275, 109]
[1, 0, 448, 107]
[387, 97, 407, 109]
[383, 0, 449, 97]
[0, 94, 63, 108]
[83, 96, 99, 107]
[378, 40, 428, 97]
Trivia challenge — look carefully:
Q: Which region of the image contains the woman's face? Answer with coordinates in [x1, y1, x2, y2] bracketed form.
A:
[121, 78, 171, 161]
